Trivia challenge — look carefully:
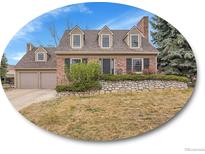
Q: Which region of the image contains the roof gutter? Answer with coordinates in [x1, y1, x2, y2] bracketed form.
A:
[15, 68, 57, 70]
[55, 51, 159, 55]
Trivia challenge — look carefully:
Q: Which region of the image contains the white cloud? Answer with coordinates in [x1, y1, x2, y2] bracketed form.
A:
[50, 3, 92, 17]
[96, 12, 143, 29]
[13, 20, 42, 40]
[78, 4, 92, 14]
[13, 4, 92, 40]
[11, 52, 25, 61]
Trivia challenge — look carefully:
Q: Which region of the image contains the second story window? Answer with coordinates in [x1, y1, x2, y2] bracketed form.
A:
[37, 52, 45, 61]
[72, 34, 81, 48]
[102, 34, 110, 48]
[131, 34, 139, 48]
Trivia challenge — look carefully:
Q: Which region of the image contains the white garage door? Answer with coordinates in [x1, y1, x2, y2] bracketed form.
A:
[40, 72, 56, 89]
[19, 72, 38, 89]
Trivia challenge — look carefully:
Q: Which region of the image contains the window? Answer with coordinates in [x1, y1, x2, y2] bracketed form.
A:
[143, 58, 150, 69]
[72, 34, 81, 48]
[37, 53, 45, 61]
[131, 34, 139, 48]
[102, 35, 110, 48]
[71, 58, 81, 64]
[126, 58, 143, 73]
[64, 58, 88, 74]
[133, 59, 142, 72]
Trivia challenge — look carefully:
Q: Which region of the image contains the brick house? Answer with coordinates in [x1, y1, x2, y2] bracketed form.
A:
[15, 16, 158, 89]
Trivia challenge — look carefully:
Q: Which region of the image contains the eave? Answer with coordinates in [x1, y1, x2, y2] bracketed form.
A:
[55, 51, 159, 55]
[15, 68, 57, 70]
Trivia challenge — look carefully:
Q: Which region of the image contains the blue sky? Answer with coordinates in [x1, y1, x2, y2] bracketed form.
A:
[4, 2, 154, 65]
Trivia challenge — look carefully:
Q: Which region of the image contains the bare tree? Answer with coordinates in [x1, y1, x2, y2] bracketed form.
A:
[65, 19, 73, 30]
[47, 23, 59, 47]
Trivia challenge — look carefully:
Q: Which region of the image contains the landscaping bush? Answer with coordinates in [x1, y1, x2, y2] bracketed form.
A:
[56, 81, 102, 92]
[100, 74, 190, 83]
[58, 61, 102, 92]
[67, 61, 101, 83]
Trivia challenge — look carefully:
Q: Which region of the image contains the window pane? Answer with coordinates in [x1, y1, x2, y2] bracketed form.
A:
[126, 58, 132, 73]
[82, 58, 88, 64]
[73, 35, 80, 47]
[71, 59, 81, 64]
[131, 35, 138, 47]
[133, 59, 142, 72]
[111, 59, 114, 74]
[38, 53, 44, 60]
[102, 59, 111, 74]
[64, 58, 70, 65]
[144, 58, 149, 69]
[102, 35, 109, 47]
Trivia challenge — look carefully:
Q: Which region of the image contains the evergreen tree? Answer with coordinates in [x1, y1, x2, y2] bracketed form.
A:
[150, 16, 197, 78]
[0, 54, 8, 82]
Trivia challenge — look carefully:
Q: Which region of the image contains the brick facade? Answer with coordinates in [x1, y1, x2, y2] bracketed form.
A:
[56, 55, 66, 85]
[137, 16, 149, 40]
[56, 54, 157, 85]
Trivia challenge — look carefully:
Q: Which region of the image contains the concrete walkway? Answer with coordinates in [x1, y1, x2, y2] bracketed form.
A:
[5, 89, 57, 111]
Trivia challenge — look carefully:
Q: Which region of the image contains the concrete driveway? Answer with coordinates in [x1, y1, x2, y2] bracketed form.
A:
[5, 89, 57, 111]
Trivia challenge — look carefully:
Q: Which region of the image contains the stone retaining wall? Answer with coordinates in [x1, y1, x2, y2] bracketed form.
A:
[57, 80, 188, 97]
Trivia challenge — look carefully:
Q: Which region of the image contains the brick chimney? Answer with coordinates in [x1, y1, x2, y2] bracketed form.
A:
[137, 16, 149, 40]
[26, 43, 34, 52]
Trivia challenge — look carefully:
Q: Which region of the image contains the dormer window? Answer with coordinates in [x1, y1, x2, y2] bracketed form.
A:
[34, 47, 48, 62]
[98, 26, 113, 48]
[130, 34, 139, 48]
[72, 34, 81, 48]
[102, 34, 110, 48]
[37, 52, 46, 61]
[37, 53, 44, 61]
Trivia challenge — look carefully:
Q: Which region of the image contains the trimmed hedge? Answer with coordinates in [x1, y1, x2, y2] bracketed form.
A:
[100, 74, 190, 83]
[56, 74, 189, 92]
[56, 81, 102, 92]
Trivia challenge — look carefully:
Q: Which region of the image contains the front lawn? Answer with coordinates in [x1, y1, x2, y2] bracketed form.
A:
[20, 88, 192, 141]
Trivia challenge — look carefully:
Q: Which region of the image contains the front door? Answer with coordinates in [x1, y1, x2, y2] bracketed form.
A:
[102, 59, 111, 74]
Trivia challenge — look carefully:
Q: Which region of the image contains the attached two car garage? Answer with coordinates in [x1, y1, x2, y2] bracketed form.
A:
[16, 70, 56, 89]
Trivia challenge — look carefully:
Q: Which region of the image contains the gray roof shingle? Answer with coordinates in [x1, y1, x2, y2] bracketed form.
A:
[56, 30, 158, 52]
[15, 29, 158, 69]
[15, 47, 56, 69]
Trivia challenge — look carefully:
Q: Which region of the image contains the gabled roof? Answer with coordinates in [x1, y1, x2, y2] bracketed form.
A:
[15, 47, 56, 69]
[34, 47, 48, 53]
[16, 25, 158, 69]
[57, 29, 158, 53]
[98, 26, 113, 35]
[124, 26, 145, 38]
[69, 26, 84, 35]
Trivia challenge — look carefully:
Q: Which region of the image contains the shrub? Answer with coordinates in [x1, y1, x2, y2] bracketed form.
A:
[100, 74, 189, 83]
[68, 61, 101, 83]
[69, 63, 87, 83]
[56, 81, 102, 92]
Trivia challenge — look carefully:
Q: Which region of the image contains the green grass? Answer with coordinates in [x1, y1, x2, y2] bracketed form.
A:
[20, 88, 193, 141]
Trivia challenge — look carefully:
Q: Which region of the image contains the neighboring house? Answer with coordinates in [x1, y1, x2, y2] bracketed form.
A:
[15, 17, 158, 89]
[4, 65, 15, 84]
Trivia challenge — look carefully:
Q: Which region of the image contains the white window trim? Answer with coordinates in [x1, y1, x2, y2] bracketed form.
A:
[130, 34, 140, 48]
[36, 52, 46, 62]
[132, 58, 143, 73]
[70, 58, 82, 65]
[72, 34, 82, 49]
[101, 34, 111, 49]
